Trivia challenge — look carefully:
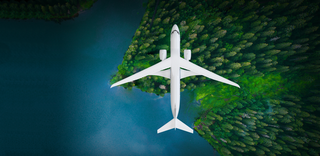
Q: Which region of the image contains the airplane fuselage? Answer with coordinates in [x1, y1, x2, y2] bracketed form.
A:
[170, 25, 181, 122]
[111, 24, 240, 134]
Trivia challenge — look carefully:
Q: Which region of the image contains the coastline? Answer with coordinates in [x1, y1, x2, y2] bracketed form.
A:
[111, 0, 320, 155]
[0, 0, 97, 22]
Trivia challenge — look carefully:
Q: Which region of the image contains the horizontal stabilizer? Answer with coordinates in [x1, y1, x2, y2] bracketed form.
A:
[157, 118, 193, 134]
[157, 119, 175, 133]
[176, 118, 193, 133]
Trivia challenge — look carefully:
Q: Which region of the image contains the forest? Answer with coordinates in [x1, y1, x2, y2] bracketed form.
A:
[0, 0, 97, 22]
[111, 0, 320, 155]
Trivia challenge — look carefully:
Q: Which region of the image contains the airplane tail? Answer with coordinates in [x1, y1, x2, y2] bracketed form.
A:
[157, 118, 193, 134]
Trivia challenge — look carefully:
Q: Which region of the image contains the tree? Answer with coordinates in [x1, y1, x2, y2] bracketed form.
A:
[243, 139, 255, 146]
[243, 0, 260, 12]
[65, 2, 71, 9]
[60, 5, 67, 15]
[242, 33, 255, 39]
[251, 26, 263, 33]
[228, 32, 239, 39]
[180, 25, 189, 32]
[126, 55, 132, 61]
[9, 2, 18, 11]
[222, 123, 234, 130]
[218, 1, 229, 10]
[214, 30, 227, 38]
[41, 5, 48, 14]
[192, 47, 200, 53]
[183, 42, 190, 48]
[135, 55, 145, 60]
[229, 63, 242, 70]
[198, 25, 205, 33]
[220, 147, 231, 155]
[147, 0, 155, 7]
[145, 30, 150, 36]
[194, 3, 202, 10]
[157, 44, 169, 50]
[139, 43, 150, 50]
[275, 42, 292, 49]
[251, 20, 261, 28]
[218, 48, 226, 53]
[242, 118, 255, 125]
[211, 56, 224, 63]
[208, 66, 216, 71]
[222, 15, 233, 25]
[158, 34, 166, 39]
[292, 38, 309, 44]
[242, 53, 255, 60]
[162, 17, 170, 24]
[189, 33, 197, 39]
[225, 51, 237, 57]
[241, 62, 251, 67]
[242, 14, 254, 22]
[179, 2, 186, 9]
[19, 3, 26, 12]
[289, 0, 304, 8]
[244, 42, 253, 48]
[25, 3, 33, 12]
[292, 19, 306, 28]
[232, 46, 242, 52]
[200, 34, 209, 41]
[48, 6, 55, 15]
[54, 5, 60, 15]
[253, 43, 268, 50]
[210, 38, 218, 43]
[261, 30, 275, 37]
[211, 17, 221, 25]
[71, 5, 78, 14]
[264, 45, 275, 50]
[199, 44, 207, 52]
[308, 4, 319, 14]
[153, 18, 161, 25]
[208, 44, 219, 51]
[266, 50, 281, 55]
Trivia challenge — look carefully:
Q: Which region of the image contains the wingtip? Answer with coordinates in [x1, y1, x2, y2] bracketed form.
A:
[233, 83, 240, 88]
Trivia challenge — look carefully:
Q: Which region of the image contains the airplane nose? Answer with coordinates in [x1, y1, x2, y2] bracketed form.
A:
[171, 24, 180, 34]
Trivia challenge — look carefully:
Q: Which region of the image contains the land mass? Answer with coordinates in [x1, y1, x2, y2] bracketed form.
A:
[113, 0, 320, 155]
[0, 0, 97, 23]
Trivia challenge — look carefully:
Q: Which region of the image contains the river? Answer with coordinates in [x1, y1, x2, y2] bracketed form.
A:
[0, 0, 218, 155]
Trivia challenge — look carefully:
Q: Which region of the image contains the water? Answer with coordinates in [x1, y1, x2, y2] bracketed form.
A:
[0, 0, 218, 155]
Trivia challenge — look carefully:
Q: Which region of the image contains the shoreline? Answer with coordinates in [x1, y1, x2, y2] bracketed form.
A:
[0, 1, 96, 23]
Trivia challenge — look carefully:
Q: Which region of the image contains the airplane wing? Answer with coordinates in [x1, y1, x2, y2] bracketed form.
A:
[110, 57, 172, 88]
[178, 57, 240, 88]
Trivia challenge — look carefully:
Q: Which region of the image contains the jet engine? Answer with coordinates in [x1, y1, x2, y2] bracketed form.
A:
[160, 49, 167, 61]
[184, 49, 191, 61]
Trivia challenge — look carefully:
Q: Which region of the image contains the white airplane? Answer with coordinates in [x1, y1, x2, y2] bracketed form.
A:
[111, 24, 240, 134]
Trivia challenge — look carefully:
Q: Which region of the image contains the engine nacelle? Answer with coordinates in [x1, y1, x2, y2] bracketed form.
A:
[184, 49, 191, 61]
[160, 49, 167, 61]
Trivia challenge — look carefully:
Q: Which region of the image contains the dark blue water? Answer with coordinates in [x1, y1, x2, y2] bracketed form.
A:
[0, 0, 217, 155]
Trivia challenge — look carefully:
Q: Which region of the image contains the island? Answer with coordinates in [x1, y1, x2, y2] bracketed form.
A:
[111, 0, 320, 155]
[0, 0, 97, 22]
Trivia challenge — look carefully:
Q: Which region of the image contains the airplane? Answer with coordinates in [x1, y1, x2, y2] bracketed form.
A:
[111, 24, 240, 134]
